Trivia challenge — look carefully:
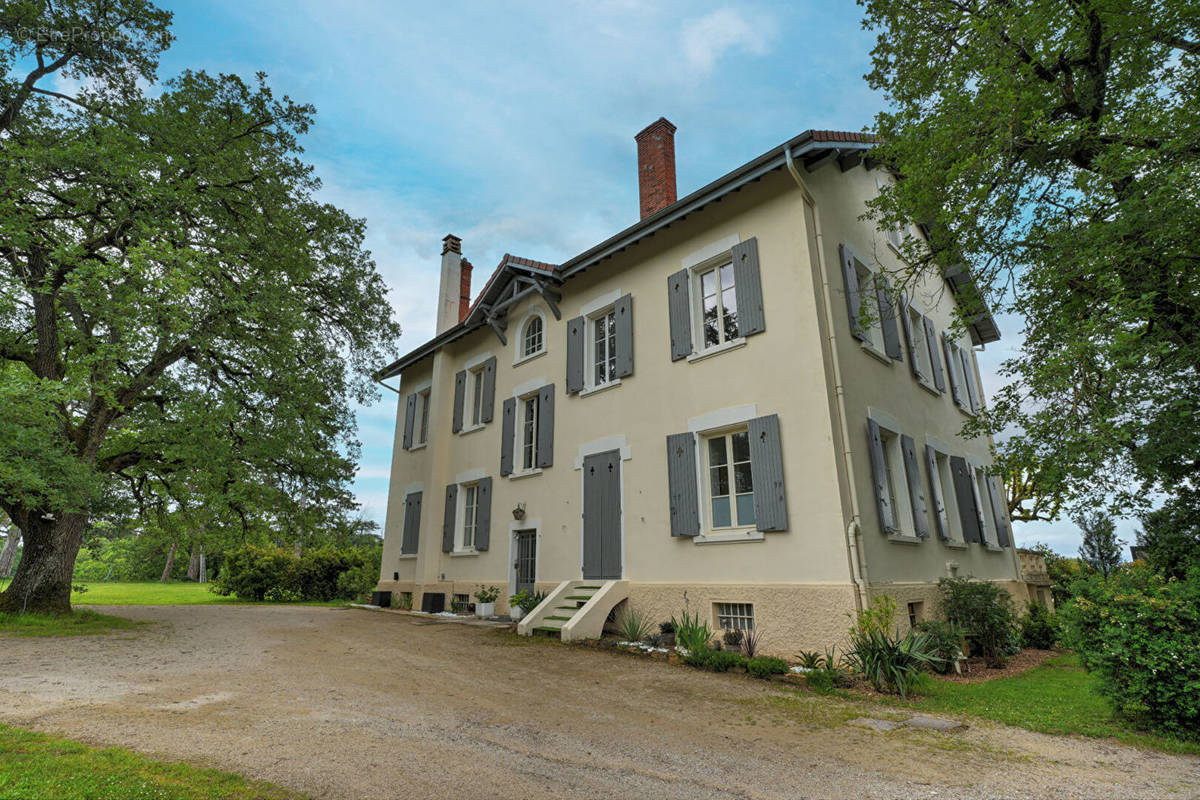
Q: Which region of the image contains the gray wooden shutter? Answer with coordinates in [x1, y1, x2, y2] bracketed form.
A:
[748, 414, 788, 531]
[566, 315, 585, 394]
[452, 370, 466, 433]
[480, 357, 497, 423]
[442, 483, 458, 553]
[925, 317, 946, 392]
[924, 445, 949, 541]
[942, 334, 963, 406]
[899, 294, 925, 382]
[876, 276, 903, 360]
[839, 243, 864, 341]
[614, 293, 634, 378]
[667, 269, 692, 360]
[731, 237, 765, 336]
[866, 418, 896, 535]
[536, 384, 554, 468]
[986, 474, 1011, 547]
[900, 434, 930, 538]
[402, 393, 416, 450]
[401, 491, 421, 554]
[500, 397, 516, 476]
[958, 347, 979, 412]
[666, 432, 700, 537]
[475, 477, 492, 551]
[949, 456, 982, 543]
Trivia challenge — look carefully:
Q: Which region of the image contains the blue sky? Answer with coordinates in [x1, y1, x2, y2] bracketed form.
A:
[145, 0, 1123, 557]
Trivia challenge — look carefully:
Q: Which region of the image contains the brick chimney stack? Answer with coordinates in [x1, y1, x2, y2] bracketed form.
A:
[437, 234, 465, 333]
[458, 259, 473, 323]
[635, 117, 677, 219]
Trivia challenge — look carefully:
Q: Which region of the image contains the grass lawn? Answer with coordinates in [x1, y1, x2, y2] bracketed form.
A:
[0, 580, 349, 606]
[871, 654, 1200, 756]
[0, 723, 303, 799]
[0, 609, 144, 637]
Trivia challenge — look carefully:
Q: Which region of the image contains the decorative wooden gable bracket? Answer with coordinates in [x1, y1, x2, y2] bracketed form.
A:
[479, 271, 563, 345]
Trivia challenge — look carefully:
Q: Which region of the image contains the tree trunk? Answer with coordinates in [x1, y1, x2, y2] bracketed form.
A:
[186, 543, 200, 582]
[160, 541, 177, 582]
[0, 512, 87, 614]
[0, 528, 21, 578]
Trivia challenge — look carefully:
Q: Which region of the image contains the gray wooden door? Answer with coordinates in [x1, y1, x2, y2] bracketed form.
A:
[514, 530, 537, 594]
[582, 449, 622, 580]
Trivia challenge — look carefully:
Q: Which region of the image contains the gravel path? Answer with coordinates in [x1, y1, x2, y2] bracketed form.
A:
[1, 605, 1197, 799]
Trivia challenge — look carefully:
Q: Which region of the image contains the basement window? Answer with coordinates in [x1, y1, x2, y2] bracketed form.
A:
[451, 593, 471, 615]
[715, 602, 755, 631]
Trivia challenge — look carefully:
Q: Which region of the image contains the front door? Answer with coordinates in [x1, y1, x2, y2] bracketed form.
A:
[514, 529, 537, 594]
[582, 449, 622, 580]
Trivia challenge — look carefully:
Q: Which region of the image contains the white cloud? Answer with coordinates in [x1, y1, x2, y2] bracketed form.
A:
[680, 8, 772, 74]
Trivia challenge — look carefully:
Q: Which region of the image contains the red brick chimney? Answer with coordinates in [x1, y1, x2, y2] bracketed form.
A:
[458, 259, 473, 323]
[635, 117, 677, 219]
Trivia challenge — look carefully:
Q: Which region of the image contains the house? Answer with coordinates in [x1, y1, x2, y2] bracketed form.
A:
[373, 118, 1026, 653]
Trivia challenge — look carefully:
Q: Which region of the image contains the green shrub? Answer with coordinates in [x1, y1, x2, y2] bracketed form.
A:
[294, 547, 363, 602]
[473, 585, 501, 604]
[937, 577, 1018, 667]
[805, 668, 835, 693]
[795, 650, 823, 670]
[212, 543, 374, 602]
[1059, 564, 1200, 739]
[1019, 601, 1059, 649]
[212, 544, 297, 601]
[672, 610, 713, 652]
[746, 656, 788, 679]
[616, 606, 653, 642]
[847, 627, 941, 698]
[915, 619, 966, 674]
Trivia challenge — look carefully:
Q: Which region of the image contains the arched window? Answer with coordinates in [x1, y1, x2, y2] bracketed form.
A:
[522, 315, 544, 357]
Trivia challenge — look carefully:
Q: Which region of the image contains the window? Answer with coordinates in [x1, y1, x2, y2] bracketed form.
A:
[706, 429, 754, 529]
[698, 262, 739, 349]
[716, 602, 755, 631]
[868, 415, 917, 537]
[591, 310, 617, 387]
[878, 177, 908, 252]
[853, 262, 885, 354]
[461, 483, 479, 549]
[451, 593, 471, 614]
[906, 305, 932, 386]
[971, 465, 997, 546]
[521, 394, 539, 471]
[414, 389, 431, 446]
[929, 450, 964, 543]
[907, 601, 923, 629]
[522, 315, 543, 358]
[878, 427, 903, 528]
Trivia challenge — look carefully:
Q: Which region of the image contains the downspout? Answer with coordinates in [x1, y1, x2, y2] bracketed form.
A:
[785, 146, 871, 612]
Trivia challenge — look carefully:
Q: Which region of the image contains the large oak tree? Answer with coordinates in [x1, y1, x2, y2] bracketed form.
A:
[0, 1, 400, 612]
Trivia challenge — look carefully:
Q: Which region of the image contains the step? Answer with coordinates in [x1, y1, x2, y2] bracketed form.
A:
[577, 585, 602, 590]
[555, 606, 580, 611]
[532, 626, 563, 635]
[544, 615, 572, 621]
[564, 595, 594, 601]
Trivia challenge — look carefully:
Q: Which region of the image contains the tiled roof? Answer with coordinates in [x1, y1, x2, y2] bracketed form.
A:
[810, 130, 881, 144]
[504, 254, 559, 273]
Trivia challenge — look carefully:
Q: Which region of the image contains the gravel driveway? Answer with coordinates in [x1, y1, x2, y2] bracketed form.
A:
[1, 605, 1196, 799]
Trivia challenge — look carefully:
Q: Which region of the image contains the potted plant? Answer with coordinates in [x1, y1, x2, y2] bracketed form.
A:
[509, 589, 533, 621]
[722, 628, 744, 654]
[658, 620, 676, 648]
[474, 585, 501, 618]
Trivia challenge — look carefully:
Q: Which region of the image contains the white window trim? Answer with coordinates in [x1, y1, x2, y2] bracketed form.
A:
[458, 353, 493, 434]
[685, 405, 761, 543]
[581, 294, 620, 393]
[867, 407, 917, 540]
[413, 387, 432, 447]
[689, 254, 741, 354]
[509, 383, 546, 479]
[905, 302, 938, 394]
[507, 518, 541, 596]
[968, 457, 1002, 550]
[681, 234, 740, 270]
[700, 427, 757, 535]
[455, 480, 480, 554]
[513, 311, 547, 366]
[688, 404, 757, 433]
[925, 436, 965, 546]
[573, 435, 632, 469]
[686, 336, 747, 364]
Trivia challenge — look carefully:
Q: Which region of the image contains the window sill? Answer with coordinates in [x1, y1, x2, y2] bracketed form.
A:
[508, 468, 543, 481]
[513, 348, 547, 368]
[579, 379, 622, 398]
[397, 553, 418, 560]
[985, 544, 1004, 553]
[687, 337, 747, 364]
[449, 549, 479, 558]
[861, 340, 893, 365]
[458, 422, 487, 436]
[942, 540, 969, 550]
[408, 443, 427, 452]
[887, 533, 924, 545]
[918, 379, 942, 398]
[693, 529, 764, 545]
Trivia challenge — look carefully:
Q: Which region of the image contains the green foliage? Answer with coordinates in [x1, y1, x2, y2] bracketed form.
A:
[937, 577, 1018, 667]
[473, 585, 501, 604]
[615, 605, 653, 642]
[210, 543, 373, 602]
[0, 609, 141, 637]
[1136, 493, 1200, 580]
[915, 619, 965, 674]
[860, 0, 1200, 513]
[805, 669, 836, 694]
[1077, 510, 1124, 577]
[1026, 542, 1082, 606]
[796, 650, 823, 671]
[852, 595, 898, 639]
[1019, 601, 1059, 650]
[1059, 564, 1200, 739]
[509, 589, 534, 611]
[671, 610, 713, 653]
[721, 628, 743, 647]
[0, 722, 297, 800]
[683, 646, 746, 673]
[746, 656, 788, 679]
[847, 627, 941, 698]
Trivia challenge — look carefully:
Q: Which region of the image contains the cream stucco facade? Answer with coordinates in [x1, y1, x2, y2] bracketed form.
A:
[374, 128, 1025, 654]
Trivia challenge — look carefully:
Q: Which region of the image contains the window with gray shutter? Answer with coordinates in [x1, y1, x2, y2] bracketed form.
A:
[402, 393, 416, 450]
[614, 294, 634, 378]
[942, 333, 963, 406]
[666, 432, 700, 536]
[731, 238, 765, 336]
[949, 456, 982, 543]
[667, 269, 692, 360]
[900, 434, 930, 538]
[924, 317, 946, 392]
[566, 315, 585, 393]
[959, 347, 980, 412]
[474, 477, 493, 551]
[899, 295, 925, 382]
[986, 474, 1011, 547]
[866, 418, 896, 535]
[924, 445, 950, 540]
[442, 484, 458, 553]
[400, 491, 421, 554]
[480, 357, 497, 423]
[452, 370, 466, 433]
[876, 276, 903, 360]
[839, 243, 864, 341]
[748, 414, 787, 531]
[500, 397, 516, 476]
[536, 384, 554, 468]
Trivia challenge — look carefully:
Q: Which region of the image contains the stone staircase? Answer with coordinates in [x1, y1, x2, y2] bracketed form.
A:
[516, 579, 628, 642]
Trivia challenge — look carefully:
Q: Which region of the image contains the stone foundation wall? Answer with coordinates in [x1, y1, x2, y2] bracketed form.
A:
[869, 579, 1035, 633]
